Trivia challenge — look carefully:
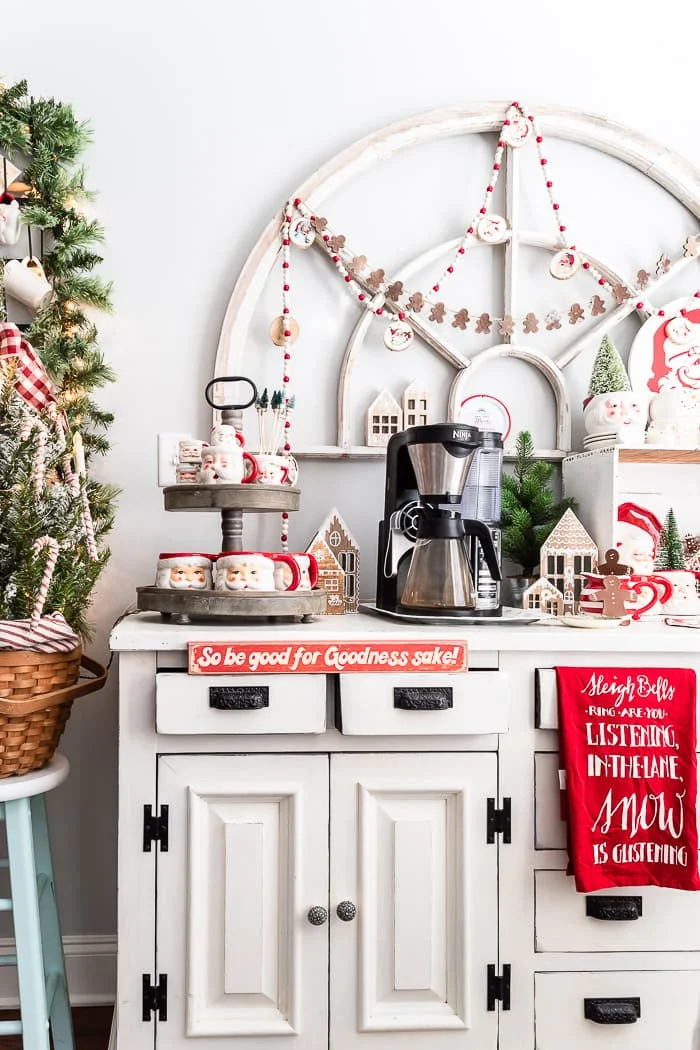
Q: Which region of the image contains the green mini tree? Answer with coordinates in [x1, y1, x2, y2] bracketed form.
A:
[587, 335, 631, 399]
[501, 431, 577, 577]
[655, 508, 686, 571]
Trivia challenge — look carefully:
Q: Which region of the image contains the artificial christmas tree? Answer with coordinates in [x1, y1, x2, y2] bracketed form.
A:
[655, 508, 686, 571]
[501, 430, 577, 580]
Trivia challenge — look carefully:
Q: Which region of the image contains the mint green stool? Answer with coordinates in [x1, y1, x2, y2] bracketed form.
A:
[0, 753, 73, 1049]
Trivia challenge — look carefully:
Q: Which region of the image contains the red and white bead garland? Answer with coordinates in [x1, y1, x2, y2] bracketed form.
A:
[285, 102, 700, 340]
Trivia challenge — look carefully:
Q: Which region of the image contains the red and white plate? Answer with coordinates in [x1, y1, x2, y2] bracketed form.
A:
[458, 394, 512, 439]
[628, 297, 700, 395]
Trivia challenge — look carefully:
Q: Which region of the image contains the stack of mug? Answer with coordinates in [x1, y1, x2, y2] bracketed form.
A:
[155, 551, 317, 593]
[175, 424, 298, 487]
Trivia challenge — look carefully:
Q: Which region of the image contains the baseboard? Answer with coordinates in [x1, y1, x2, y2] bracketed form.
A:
[0, 933, 116, 1007]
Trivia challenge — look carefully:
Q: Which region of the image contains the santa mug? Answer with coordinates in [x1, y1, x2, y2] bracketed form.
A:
[3, 257, 53, 311]
[198, 445, 258, 484]
[0, 193, 21, 246]
[579, 572, 672, 620]
[178, 439, 208, 464]
[583, 391, 648, 443]
[273, 552, 318, 592]
[210, 424, 246, 448]
[155, 553, 214, 590]
[214, 552, 299, 592]
[653, 570, 700, 615]
[254, 453, 298, 486]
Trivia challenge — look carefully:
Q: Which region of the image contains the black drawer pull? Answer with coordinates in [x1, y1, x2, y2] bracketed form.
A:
[584, 997, 640, 1025]
[586, 895, 642, 921]
[393, 686, 453, 710]
[209, 686, 270, 710]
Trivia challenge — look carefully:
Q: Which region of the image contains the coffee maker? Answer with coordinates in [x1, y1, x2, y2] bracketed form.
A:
[374, 423, 503, 617]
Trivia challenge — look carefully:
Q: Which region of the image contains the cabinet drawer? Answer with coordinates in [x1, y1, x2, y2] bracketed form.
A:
[534, 752, 566, 849]
[535, 869, 700, 952]
[535, 970, 700, 1048]
[337, 671, 508, 736]
[155, 672, 327, 734]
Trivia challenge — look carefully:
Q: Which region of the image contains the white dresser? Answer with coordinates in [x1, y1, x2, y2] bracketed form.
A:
[109, 613, 700, 1049]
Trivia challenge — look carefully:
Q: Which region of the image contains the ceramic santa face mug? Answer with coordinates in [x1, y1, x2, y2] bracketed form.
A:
[210, 424, 246, 448]
[273, 552, 318, 592]
[213, 552, 292, 592]
[583, 391, 648, 444]
[254, 454, 298, 486]
[579, 572, 672, 620]
[654, 570, 700, 615]
[3, 257, 53, 311]
[198, 445, 259, 484]
[155, 553, 214, 590]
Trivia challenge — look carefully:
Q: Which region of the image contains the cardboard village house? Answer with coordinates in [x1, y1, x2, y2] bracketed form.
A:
[306, 508, 360, 615]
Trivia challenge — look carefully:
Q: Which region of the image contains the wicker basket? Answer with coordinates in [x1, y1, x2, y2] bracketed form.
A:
[0, 647, 107, 777]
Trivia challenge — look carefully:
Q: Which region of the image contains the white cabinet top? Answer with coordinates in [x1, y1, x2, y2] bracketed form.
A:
[110, 611, 700, 655]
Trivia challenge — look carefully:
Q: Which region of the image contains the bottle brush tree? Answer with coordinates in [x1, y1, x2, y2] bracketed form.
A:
[655, 508, 686, 571]
[501, 431, 577, 578]
[587, 334, 631, 400]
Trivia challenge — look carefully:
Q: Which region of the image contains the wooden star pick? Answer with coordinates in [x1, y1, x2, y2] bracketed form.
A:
[452, 308, 470, 330]
[498, 315, 515, 336]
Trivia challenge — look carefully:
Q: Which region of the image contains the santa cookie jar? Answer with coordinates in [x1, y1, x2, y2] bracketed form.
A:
[583, 391, 648, 445]
[645, 388, 700, 448]
[615, 502, 662, 575]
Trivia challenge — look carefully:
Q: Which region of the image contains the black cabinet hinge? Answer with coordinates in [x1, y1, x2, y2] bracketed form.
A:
[486, 797, 511, 844]
[142, 973, 168, 1021]
[143, 804, 169, 852]
[487, 963, 511, 1011]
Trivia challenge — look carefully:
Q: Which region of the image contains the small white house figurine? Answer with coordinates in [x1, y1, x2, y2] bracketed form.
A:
[306, 507, 361, 614]
[402, 381, 429, 429]
[366, 391, 402, 447]
[521, 577, 565, 616]
[535, 509, 598, 614]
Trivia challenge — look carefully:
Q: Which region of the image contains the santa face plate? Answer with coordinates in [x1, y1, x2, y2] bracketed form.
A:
[628, 298, 700, 395]
[383, 319, 414, 351]
[549, 248, 581, 280]
[476, 214, 508, 244]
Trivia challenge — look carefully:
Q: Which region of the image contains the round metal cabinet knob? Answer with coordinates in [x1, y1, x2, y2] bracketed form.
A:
[306, 906, 328, 926]
[336, 900, 357, 922]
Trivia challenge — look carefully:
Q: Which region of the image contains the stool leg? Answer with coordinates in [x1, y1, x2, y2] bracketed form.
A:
[5, 796, 51, 1050]
[31, 794, 74, 1050]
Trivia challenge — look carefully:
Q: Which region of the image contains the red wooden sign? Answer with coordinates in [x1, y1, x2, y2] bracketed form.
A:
[188, 640, 468, 675]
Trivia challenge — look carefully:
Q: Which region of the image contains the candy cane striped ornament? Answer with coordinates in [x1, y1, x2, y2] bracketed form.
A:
[30, 536, 60, 628]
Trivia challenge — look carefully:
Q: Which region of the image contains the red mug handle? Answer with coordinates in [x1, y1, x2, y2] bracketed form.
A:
[272, 554, 301, 591]
[647, 573, 674, 605]
[242, 452, 258, 483]
[624, 577, 664, 619]
[235, 431, 245, 448]
[307, 553, 318, 589]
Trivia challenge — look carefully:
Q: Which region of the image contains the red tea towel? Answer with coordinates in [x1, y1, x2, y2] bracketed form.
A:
[556, 666, 700, 892]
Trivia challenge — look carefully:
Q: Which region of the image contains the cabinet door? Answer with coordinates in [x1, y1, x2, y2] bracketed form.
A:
[156, 754, 329, 1050]
[330, 753, 499, 1050]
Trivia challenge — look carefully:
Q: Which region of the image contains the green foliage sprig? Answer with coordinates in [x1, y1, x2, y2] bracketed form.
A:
[501, 431, 577, 577]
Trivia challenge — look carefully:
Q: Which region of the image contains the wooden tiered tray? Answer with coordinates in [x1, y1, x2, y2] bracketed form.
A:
[136, 586, 327, 624]
[163, 483, 300, 512]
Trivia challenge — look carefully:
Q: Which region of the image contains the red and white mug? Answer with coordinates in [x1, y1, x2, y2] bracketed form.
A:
[579, 572, 673, 620]
[214, 552, 301, 592]
[273, 552, 318, 592]
[155, 552, 215, 590]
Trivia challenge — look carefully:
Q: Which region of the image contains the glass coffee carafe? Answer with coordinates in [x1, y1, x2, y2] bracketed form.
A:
[399, 511, 500, 611]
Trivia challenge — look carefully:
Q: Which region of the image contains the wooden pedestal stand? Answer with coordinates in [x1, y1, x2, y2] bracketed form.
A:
[137, 483, 326, 624]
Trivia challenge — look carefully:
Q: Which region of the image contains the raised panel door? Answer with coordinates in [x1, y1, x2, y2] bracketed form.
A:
[156, 754, 329, 1050]
[329, 752, 499, 1050]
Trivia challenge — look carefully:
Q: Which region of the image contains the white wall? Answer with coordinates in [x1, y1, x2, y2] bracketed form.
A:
[5, 0, 700, 979]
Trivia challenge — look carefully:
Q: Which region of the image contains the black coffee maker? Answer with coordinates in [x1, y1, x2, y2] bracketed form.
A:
[375, 423, 502, 617]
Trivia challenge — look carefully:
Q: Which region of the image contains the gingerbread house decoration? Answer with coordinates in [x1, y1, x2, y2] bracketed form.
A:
[538, 508, 598, 614]
[306, 507, 361, 614]
[522, 577, 565, 617]
[366, 391, 402, 447]
[402, 381, 429, 429]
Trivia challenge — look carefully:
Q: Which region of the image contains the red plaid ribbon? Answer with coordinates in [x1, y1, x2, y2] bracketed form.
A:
[0, 323, 56, 411]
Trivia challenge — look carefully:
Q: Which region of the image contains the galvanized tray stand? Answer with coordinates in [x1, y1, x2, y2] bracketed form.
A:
[138, 380, 325, 623]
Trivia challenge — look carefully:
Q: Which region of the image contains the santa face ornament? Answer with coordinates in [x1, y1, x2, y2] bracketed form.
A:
[383, 320, 414, 351]
[549, 248, 581, 280]
[583, 391, 648, 442]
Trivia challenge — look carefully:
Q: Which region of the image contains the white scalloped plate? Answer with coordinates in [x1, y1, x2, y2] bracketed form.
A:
[559, 614, 631, 629]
